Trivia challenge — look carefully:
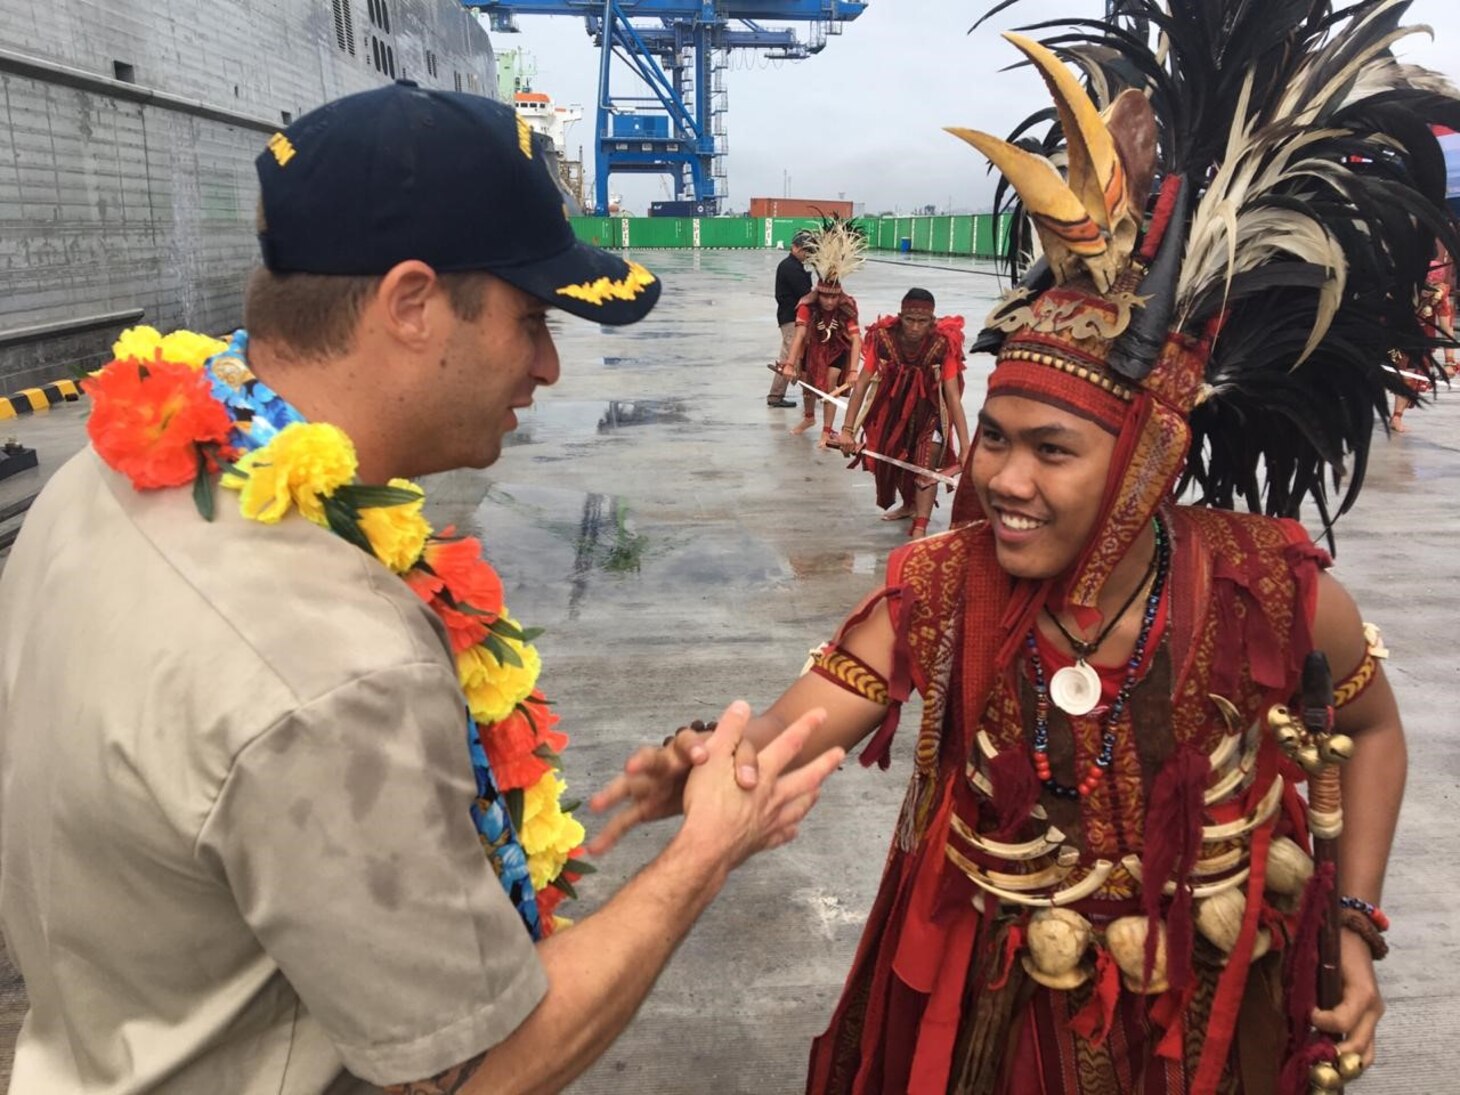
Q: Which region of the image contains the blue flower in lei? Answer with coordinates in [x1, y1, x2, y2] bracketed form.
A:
[202, 330, 543, 939]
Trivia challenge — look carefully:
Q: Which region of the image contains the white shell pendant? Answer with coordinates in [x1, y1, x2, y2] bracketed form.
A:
[1050, 660, 1102, 716]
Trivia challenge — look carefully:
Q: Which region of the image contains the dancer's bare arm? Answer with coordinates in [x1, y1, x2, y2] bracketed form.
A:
[942, 374, 972, 464]
[1308, 571, 1405, 1070]
[589, 597, 896, 853]
[838, 371, 877, 452]
[780, 325, 808, 376]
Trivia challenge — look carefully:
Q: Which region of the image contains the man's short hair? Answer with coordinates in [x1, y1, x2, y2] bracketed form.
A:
[901, 288, 936, 310]
[244, 268, 493, 360]
[792, 230, 815, 249]
[247, 199, 492, 358]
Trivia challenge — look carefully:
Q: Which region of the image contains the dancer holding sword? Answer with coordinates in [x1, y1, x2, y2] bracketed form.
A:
[777, 219, 865, 447]
[838, 288, 971, 538]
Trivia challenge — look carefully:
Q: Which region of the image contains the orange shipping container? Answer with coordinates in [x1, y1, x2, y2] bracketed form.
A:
[748, 197, 854, 220]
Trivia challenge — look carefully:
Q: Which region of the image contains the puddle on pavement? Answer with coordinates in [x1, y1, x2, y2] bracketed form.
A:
[500, 399, 695, 447]
[470, 483, 792, 622]
[597, 399, 690, 432]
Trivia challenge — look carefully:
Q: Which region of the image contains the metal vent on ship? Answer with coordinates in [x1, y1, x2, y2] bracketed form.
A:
[332, 0, 357, 56]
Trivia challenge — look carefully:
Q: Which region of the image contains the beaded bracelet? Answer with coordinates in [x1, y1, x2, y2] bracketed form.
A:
[1339, 908, 1390, 961]
[1339, 895, 1390, 932]
[662, 718, 718, 747]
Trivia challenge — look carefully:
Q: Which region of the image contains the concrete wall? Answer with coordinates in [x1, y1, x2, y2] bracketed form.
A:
[0, 0, 497, 390]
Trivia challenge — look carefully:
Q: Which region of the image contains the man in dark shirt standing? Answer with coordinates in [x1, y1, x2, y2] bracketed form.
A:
[768, 231, 814, 406]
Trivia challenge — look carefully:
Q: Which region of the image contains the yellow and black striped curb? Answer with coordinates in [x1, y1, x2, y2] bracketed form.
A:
[0, 379, 84, 421]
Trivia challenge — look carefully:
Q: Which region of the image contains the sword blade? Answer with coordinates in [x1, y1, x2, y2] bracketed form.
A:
[860, 449, 960, 488]
[1383, 363, 1433, 384]
[793, 377, 848, 409]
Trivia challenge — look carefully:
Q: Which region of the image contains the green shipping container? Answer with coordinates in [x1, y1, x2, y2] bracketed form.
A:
[568, 213, 1019, 257]
[951, 217, 975, 255]
[929, 216, 953, 254]
[569, 217, 620, 248]
[973, 214, 995, 258]
[698, 217, 761, 248]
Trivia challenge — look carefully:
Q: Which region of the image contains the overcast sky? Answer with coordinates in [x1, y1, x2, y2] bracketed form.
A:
[499, 1, 1460, 215]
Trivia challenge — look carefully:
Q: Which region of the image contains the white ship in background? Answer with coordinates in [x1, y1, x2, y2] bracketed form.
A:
[499, 48, 586, 213]
[0, 0, 498, 388]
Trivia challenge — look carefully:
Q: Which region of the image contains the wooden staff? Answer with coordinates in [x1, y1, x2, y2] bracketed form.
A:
[1299, 653, 1344, 1014]
[1273, 652, 1364, 1092]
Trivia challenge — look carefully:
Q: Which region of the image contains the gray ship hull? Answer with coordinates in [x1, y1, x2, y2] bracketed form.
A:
[0, 0, 497, 390]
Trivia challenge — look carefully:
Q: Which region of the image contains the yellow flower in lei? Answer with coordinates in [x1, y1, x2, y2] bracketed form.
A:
[111, 325, 165, 363]
[111, 326, 227, 369]
[223, 422, 357, 525]
[160, 329, 228, 369]
[519, 771, 586, 892]
[457, 627, 541, 725]
[357, 478, 431, 572]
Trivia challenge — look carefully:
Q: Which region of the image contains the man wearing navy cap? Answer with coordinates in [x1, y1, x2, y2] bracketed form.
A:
[0, 83, 843, 1094]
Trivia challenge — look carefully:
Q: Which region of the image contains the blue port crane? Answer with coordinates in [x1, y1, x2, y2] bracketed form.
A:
[462, 2, 866, 214]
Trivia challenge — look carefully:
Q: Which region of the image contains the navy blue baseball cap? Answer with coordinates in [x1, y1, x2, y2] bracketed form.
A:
[254, 82, 660, 326]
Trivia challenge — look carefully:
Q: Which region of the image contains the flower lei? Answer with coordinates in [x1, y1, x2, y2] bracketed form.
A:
[83, 326, 589, 939]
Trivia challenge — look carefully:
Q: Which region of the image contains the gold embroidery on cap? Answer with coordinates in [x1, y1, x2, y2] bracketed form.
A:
[555, 261, 657, 306]
[517, 116, 532, 159]
[267, 132, 297, 167]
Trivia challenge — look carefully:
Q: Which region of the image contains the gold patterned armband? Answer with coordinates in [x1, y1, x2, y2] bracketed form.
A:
[1334, 653, 1377, 708]
[809, 645, 890, 706]
[1334, 623, 1388, 709]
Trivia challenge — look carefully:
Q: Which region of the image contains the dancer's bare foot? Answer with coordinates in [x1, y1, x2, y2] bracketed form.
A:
[880, 505, 915, 522]
[909, 517, 931, 540]
[790, 414, 817, 436]
[1389, 414, 1407, 434]
[817, 426, 836, 449]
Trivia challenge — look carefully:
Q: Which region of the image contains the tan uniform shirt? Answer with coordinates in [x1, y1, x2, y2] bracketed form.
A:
[0, 451, 547, 1092]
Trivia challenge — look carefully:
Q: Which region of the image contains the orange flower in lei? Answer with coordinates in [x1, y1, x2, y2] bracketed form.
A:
[484, 690, 568, 792]
[83, 360, 235, 489]
[405, 534, 506, 652]
[535, 854, 587, 924]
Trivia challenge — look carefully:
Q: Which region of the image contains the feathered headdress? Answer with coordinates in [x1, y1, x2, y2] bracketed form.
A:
[956, 0, 1460, 549]
[805, 217, 867, 286]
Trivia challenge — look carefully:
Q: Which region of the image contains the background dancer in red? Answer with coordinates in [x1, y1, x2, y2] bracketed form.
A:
[780, 220, 865, 446]
[1389, 247, 1456, 431]
[839, 288, 970, 538]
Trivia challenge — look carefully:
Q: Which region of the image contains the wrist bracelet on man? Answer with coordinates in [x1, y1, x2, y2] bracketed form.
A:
[1338, 895, 1390, 932]
[663, 718, 717, 747]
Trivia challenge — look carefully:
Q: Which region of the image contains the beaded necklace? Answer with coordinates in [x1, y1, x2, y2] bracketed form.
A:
[1027, 517, 1170, 799]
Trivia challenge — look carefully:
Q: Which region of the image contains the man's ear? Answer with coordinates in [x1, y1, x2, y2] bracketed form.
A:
[373, 260, 441, 348]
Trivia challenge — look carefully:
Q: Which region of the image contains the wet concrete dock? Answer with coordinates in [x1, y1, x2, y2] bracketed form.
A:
[1, 249, 1457, 1091]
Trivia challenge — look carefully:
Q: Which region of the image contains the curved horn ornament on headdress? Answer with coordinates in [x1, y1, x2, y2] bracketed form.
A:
[947, 36, 1152, 294]
[1003, 33, 1129, 231]
[945, 127, 1113, 287]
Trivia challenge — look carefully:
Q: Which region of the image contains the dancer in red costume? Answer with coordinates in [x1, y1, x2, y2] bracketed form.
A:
[1390, 248, 1456, 432]
[839, 288, 971, 539]
[781, 220, 865, 447]
[595, 4, 1458, 1091]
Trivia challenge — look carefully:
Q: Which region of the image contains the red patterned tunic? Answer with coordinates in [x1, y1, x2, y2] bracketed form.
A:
[857, 315, 966, 509]
[797, 293, 862, 390]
